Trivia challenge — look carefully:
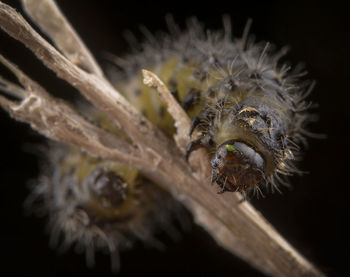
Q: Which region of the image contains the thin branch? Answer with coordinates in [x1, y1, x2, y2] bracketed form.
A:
[142, 69, 191, 153]
[0, 55, 139, 167]
[22, 0, 104, 78]
[0, 2, 324, 276]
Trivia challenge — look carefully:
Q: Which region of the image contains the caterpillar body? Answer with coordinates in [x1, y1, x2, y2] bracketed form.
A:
[111, 18, 312, 195]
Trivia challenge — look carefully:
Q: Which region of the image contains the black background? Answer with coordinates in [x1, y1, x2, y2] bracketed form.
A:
[0, 0, 348, 276]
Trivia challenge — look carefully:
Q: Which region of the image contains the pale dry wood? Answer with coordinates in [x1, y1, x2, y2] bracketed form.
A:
[0, 2, 324, 276]
[0, 1, 175, 167]
[22, 0, 104, 78]
[142, 69, 192, 153]
[0, 55, 139, 167]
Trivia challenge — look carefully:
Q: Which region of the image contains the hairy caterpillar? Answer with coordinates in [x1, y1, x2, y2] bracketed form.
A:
[110, 17, 314, 196]
[0, 3, 316, 273]
[26, 142, 187, 271]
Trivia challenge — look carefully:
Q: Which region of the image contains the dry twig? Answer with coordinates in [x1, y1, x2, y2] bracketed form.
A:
[22, 0, 104, 78]
[0, 1, 324, 276]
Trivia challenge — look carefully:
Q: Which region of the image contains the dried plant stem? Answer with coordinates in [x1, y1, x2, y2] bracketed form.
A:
[22, 0, 104, 78]
[0, 1, 324, 276]
[142, 69, 192, 153]
[0, 55, 139, 165]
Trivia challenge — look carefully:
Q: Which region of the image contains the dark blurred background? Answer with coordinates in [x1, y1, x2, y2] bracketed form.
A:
[0, 0, 348, 276]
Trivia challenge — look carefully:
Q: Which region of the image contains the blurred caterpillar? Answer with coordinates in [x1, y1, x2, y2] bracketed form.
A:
[27, 141, 188, 272]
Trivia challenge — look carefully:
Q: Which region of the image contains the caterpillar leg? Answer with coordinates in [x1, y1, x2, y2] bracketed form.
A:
[181, 89, 201, 111]
[189, 116, 201, 137]
[170, 88, 180, 102]
[185, 135, 212, 160]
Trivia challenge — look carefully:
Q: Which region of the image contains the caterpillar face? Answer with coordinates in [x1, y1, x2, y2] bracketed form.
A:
[184, 75, 297, 193]
[211, 141, 265, 192]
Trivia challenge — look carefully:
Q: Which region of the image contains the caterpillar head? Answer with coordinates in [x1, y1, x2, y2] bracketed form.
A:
[86, 168, 130, 214]
[210, 140, 265, 193]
